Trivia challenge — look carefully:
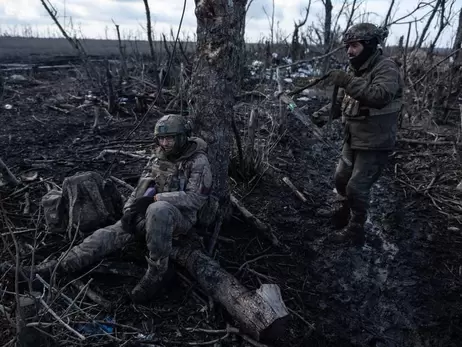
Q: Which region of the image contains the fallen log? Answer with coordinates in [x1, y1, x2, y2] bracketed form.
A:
[171, 245, 289, 342]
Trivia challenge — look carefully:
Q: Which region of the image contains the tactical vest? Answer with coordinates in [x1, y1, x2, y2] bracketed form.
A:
[133, 158, 187, 199]
[341, 55, 403, 151]
[132, 155, 217, 227]
[341, 60, 402, 120]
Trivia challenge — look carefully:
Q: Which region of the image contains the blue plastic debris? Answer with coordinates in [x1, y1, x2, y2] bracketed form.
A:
[75, 316, 115, 335]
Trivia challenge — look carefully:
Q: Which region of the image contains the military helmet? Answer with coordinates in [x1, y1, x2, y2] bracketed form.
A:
[154, 114, 190, 137]
[343, 23, 388, 44]
[154, 114, 191, 156]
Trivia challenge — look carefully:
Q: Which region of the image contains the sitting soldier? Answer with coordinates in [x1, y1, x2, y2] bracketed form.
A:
[34, 114, 213, 303]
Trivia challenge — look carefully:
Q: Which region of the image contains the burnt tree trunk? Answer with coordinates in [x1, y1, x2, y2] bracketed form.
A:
[322, 0, 333, 74]
[188, 0, 247, 206]
[453, 7, 462, 62]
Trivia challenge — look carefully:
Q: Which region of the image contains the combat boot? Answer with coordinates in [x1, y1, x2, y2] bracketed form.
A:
[24, 259, 59, 280]
[330, 220, 365, 247]
[130, 256, 174, 304]
[331, 200, 351, 229]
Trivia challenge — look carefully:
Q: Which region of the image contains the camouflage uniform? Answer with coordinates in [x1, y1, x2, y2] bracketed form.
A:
[315, 23, 404, 245]
[45, 115, 213, 302]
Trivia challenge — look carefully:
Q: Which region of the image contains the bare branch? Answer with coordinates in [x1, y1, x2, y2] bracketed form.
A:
[383, 0, 396, 27]
[388, 1, 437, 26]
[416, 0, 443, 49]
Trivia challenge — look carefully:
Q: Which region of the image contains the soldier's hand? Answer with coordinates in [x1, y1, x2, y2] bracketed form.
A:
[326, 69, 352, 88]
[133, 196, 155, 215]
[121, 211, 137, 234]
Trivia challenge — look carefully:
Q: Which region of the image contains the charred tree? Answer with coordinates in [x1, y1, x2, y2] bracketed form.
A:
[291, 4, 310, 69]
[454, 7, 462, 62]
[321, 0, 333, 74]
[188, 0, 247, 208]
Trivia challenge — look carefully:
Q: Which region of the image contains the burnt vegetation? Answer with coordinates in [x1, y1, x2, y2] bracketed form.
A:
[1, 0, 462, 346]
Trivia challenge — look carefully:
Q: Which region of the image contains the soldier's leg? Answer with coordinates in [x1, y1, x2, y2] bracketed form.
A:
[131, 201, 192, 302]
[31, 221, 133, 279]
[346, 150, 389, 224]
[344, 150, 389, 245]
[334, 142, 354, 197]
[60, 221, 133, 272]
[331, 142, 355, 229]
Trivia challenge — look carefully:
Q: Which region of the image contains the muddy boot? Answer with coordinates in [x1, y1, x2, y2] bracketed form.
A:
[130, 256, 173, 304]
[330, 221, 365, 246]
[331, 201, 351, 229]
[24, 259, 59, 280]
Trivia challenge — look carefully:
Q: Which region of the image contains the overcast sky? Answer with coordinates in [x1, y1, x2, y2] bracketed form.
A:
[1, 0, 461, 46]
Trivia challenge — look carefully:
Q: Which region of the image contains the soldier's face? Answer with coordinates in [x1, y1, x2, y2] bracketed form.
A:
[158, 136, 175, 152]
[346, 41, 364, 59]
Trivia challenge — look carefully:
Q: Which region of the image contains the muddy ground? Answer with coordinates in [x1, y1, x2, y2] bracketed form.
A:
[0, 58, 461, 347]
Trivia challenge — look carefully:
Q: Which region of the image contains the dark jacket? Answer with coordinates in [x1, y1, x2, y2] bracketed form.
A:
[317, 50, 404, 150]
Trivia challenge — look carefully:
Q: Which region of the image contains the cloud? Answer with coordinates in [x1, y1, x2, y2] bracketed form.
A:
[0, 0, 460, 47]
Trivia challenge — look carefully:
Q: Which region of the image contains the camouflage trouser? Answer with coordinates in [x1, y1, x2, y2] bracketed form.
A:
[334, 142, 389, 224]
[60, 200, 192, 272]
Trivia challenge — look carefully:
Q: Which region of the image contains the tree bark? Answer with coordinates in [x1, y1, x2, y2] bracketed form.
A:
[322, 0, 333, 74]
[188, 0, 247, 205]
[453, 7, 462, 61]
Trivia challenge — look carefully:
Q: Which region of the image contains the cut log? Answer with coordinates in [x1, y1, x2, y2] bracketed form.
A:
[171, 245, 289, 342]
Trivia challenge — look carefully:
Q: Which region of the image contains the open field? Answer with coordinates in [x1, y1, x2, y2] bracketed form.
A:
[0, 36, 195, 63]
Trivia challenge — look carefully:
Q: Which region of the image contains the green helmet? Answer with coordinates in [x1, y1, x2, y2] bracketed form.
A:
[343, 23, 388, 44]
[154, 114, 191, 156]
[154, 114, 189, 137]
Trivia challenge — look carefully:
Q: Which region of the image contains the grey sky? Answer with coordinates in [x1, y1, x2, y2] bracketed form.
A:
[1, 0, 461, 46]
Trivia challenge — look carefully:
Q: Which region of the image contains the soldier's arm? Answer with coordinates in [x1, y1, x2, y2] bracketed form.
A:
[155, 154, 212, 211]
[122, 156, 155, 213]
[344, 59, 400, 109]
[313, 88, 344, 120]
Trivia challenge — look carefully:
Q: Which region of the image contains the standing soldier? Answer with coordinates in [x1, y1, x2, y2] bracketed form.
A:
[315, 23, 404, 246]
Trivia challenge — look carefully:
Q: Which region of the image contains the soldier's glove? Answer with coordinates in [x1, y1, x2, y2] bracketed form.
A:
[326, 70, 352, 88]
[133, 196, 155, 215]
[121, 211, 137, 234]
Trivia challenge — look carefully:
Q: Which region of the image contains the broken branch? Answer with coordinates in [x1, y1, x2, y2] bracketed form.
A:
[230, 194, 279, 246]
[38, 296, 86, 340]
[0, 157, 20, 186]
[282, 177, 307, 203]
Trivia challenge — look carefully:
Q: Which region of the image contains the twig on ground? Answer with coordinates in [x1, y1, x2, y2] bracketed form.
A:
[230, 194, 279, 246]
[96, 149, 150, 160]
[0, 157, 20, 186]
[110, 176, 135, 191]
[397, 138, 453, 145]
[237, 254, 288, 273]
[71, 280, 112, 310]
[38, 296, 86, 340]
[282, 177, 307, 203]
[287, 307, 315, 330]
